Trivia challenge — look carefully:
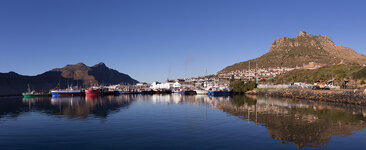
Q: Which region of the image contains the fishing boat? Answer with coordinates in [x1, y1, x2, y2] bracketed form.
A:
[51, 86, 83, 97]
[100, 88, 115, 95]
[195, 89, 208, 95]
[140, 90, 154, 94]
[114, 89, 123, 95]
[183, 90, 197, 95]
[177, 89, 197, 95]
[208, 90, 232, 96]
[207, 87, 232, 96]
[154, 89, 172, 94]
[22, 84, 49, 98]
[172, 89, 180, 93]
[22, 91, 49, 98]
[85, 88, 101, 96]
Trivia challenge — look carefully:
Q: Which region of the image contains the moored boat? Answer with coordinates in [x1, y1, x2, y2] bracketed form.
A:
[178, 89, 197, 95]
[51, 86, 83, 97]
[154, 89, 172, 94]
[85, 89, 101, 96]
[184, 90, 197, 95]
[22, 84, 50, 98]
[100, 88, 115, 95]
[195, 89, 208, 95]
[114, 90, 123, 95]
[22, 92, 49, 98]
[139, 89, 154, 94]
[207, 91, 232, 96]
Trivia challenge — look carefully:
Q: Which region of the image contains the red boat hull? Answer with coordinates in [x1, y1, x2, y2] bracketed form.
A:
[85, 89, 101, 96]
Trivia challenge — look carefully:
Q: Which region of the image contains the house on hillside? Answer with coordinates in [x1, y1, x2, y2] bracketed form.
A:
[303, 62, 328, 69]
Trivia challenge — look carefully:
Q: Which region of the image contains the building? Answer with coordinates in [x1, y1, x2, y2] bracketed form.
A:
[303, 62, 328, 69]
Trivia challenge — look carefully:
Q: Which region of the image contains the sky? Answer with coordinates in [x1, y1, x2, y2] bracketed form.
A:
[1, 0, 366, 83]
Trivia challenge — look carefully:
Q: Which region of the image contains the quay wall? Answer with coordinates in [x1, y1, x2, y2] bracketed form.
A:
[247, 88, 366, 105]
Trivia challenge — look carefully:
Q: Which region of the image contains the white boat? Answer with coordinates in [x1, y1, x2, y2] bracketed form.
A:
[195, 89, 208, 95]
[51, 86, 82, 97]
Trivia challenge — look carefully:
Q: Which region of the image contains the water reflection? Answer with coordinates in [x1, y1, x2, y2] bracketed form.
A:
[143, 94, 366, 148]
[216, 95, 366, 148]
[14, 96, 133, 119]
[1, 95, 366, 148]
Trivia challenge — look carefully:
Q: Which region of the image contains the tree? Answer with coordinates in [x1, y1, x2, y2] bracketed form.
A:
[229, 80, 257, 93]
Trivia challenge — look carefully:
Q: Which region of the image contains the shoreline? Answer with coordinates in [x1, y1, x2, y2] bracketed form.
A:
[246, 88, 366, 105]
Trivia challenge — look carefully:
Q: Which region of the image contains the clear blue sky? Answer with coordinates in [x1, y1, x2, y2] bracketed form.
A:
[1, 0, 365, 83]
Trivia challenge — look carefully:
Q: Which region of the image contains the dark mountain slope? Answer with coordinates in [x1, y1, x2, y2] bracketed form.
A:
[0, 62, 138, 95]
[89, 62, 137, 85]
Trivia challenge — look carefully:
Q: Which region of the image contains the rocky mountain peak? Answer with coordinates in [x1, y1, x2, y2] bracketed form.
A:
[8, 71, 19, 75]
[297, 30, 309, 37]
[270, 31, 338, 53]
[75, 62, 87, 67]
[93, 62, 107, 68]
[220, 31, 366, 73]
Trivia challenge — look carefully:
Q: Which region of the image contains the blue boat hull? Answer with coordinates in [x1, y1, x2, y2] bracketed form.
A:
[51, 92, 83, 97]
[208, 91, 232, 96]
[114, 91, 123, 95]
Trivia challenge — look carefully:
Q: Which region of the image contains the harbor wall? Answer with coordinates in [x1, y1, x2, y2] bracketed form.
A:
[247, 88, 366, 105]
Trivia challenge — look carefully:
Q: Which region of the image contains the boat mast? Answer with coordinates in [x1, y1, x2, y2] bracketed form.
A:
[27, 83, 31, 92]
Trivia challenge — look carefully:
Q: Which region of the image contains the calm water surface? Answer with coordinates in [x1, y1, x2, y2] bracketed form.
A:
[0, 94, 366, 150]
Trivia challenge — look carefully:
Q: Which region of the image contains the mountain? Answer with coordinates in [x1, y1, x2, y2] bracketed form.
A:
[0, 62, 138, 95]
[220, 31, 366, 73]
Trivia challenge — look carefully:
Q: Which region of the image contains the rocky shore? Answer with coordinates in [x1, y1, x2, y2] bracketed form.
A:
[247, 88, 366, 105]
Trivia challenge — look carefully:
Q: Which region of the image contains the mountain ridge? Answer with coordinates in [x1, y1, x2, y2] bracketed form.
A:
[220, 31, 366, 73]
[0, 62, 138, 95]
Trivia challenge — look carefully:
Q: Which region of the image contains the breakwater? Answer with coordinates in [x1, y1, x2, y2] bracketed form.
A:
[247, 88, 366, 105]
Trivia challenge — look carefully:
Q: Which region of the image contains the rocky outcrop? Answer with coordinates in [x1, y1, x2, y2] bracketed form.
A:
[248, 88, 366, 105]
[271, 31, 366, 63]
[220, 31, 366, 73]
[51, 62, 97, 85]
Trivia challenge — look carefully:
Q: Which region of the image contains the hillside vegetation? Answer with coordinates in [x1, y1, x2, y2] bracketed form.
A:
[270, 65, 366, 85]
[229, 80, 256, 93]
[352, 67, 366, 80]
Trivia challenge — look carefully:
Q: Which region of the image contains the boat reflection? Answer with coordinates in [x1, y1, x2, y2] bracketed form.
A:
[19, 95, 135, 119]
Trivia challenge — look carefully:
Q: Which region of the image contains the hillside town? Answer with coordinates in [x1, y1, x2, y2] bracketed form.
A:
[211, 61, 328, 82]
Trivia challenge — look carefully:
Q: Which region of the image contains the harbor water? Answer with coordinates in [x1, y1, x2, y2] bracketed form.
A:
[1, 94, 366, 149]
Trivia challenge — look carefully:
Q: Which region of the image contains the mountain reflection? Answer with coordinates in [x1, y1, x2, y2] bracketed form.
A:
[0, 95, 139, 119]
[215, 95, 366, 148]
[49, 96, 133, 118]
[1, 94, 366, 148]
[148, 94, 366, 148]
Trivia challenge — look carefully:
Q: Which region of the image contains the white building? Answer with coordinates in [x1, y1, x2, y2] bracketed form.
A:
[150, 81, 182, 90]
